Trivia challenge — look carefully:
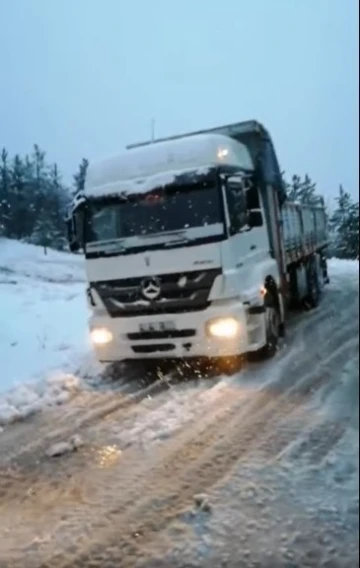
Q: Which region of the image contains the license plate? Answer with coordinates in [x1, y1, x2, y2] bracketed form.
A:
[139, 321, 176, 333]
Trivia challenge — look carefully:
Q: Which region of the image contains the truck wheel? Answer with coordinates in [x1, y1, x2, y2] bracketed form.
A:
[258, 292, 280, 359]
[306, 260, 321, 308]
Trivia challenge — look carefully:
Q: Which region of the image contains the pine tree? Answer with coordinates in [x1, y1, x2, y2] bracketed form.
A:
[301, 174, 317, 204]
[73, 158, 89, 194]
[0, 143, 75, 250]
[330, 185, 359, 259]
[0, 148, 10, 236]
[33, 144, 45, 188]
[30, 208, 56, 255]
[21, 154, 37, 235]
[9, 155, 27, 239]
[288, 175, 303, 202]
[31, 145, 47, 230]
[286, 173, 324, 205]
[47, 163, 69, 250]
[281, 171, 291, 197]
[346, 202, 360, 260]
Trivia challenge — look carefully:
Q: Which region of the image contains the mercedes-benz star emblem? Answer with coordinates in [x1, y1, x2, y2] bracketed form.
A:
[141, 276, 161, 301]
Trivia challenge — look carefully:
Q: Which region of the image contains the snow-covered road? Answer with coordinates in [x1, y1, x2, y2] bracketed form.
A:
[0, 239, 358, 568]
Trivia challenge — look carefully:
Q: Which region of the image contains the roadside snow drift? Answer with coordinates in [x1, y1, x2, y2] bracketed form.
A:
[0, 238, 93, 424]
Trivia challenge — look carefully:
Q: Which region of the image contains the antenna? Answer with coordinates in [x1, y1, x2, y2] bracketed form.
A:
[151, 118, 155, 142]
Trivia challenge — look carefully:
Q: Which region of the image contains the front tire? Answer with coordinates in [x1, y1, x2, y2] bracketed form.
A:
[258, 292, 281, 359]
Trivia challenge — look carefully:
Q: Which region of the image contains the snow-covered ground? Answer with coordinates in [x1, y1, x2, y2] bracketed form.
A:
[0, 238, 98, 424]
[0, 238, 358, 567]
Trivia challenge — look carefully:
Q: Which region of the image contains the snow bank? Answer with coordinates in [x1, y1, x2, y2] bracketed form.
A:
[0, 237, 84, 283]
[327, 258, 359, 294]
[0, 374, 81, 426]
[328, 257, 359, 279]
[0, 239, 94, 424]
[0, 277, 89, 389]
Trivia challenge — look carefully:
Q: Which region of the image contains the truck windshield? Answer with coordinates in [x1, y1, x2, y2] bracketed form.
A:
[85, 182, 223, 243]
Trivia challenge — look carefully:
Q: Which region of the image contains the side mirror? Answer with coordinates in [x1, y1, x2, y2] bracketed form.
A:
[69, 240, 81, 253]
[247, 210, 263, 228]
[229, 223, 238, 236]
[65, 216, 81, 253]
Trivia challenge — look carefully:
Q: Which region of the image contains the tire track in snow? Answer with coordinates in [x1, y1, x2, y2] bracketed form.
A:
[0, 368, 181, 470]
[44, 286, 359, 567]
[287, 351, 359, 467]
[33, 336, 357, 568]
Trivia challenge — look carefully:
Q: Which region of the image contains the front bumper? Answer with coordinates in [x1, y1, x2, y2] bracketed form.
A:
[89, 300, 266, 362]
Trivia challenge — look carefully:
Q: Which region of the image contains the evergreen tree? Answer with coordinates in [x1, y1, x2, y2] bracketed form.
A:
[301, 174, 317, 204]
[330, 185, 359, 259]
[288, 174, 303, 202]
[73, 158, 89, 194]
[286, 173, 324, 206]
[0, 144, 77, 251]
[9, 155, 27, 239]
[46, 163, 68, 250]
[0, 148, 10, 236]
[281, 171, 291, 197]
[346, 201, 360, 260]
[30, 209, 56, 255]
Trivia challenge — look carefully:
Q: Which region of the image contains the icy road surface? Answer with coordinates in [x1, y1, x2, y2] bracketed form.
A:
[0, 240, 358, 568]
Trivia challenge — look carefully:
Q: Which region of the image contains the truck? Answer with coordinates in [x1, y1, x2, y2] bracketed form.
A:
[66, 120, 329, 369]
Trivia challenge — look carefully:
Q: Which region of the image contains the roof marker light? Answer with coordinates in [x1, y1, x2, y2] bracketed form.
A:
[217, 148, 229, 159]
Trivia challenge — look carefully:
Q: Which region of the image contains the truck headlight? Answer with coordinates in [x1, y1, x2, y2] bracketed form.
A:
[206, 317, 240, 339]
[90, 327, 113, 345]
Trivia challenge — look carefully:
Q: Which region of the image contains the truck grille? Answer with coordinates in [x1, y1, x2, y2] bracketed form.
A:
[127, 329, 196, 340]
[91, 268, 221, 317]
[131, 343, 175, 354]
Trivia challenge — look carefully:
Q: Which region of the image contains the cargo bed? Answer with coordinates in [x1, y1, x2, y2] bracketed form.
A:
[282, 201, 328, 266]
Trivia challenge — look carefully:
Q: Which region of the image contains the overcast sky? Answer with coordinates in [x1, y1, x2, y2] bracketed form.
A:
[0, 0, 358, 200]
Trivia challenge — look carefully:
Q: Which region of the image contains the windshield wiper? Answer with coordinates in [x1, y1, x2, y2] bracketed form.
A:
[140, 230, 187, 240]
[162, 236, 191, 247]
[93, 243, 127, 255]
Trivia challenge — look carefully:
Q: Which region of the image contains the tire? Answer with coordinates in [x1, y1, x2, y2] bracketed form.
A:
[306, 259, 321, 308]
[258, 292, 280, 359]
[321, 255, 330, 285]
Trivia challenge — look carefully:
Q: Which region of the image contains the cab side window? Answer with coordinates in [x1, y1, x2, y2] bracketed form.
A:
[226, 180, 248, 233]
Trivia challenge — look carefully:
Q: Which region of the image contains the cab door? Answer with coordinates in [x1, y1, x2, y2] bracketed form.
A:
[221, 174, 269, 277]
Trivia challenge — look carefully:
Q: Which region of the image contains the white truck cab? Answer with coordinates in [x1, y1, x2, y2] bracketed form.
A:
[67, 121, 328, 365]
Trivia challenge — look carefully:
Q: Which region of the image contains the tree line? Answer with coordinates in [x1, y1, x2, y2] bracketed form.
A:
[0, 145, 88, 253]
[0, 145, 358, 259]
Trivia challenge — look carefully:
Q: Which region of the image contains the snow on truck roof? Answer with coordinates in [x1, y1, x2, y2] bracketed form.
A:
[85, 133, 254, 199]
